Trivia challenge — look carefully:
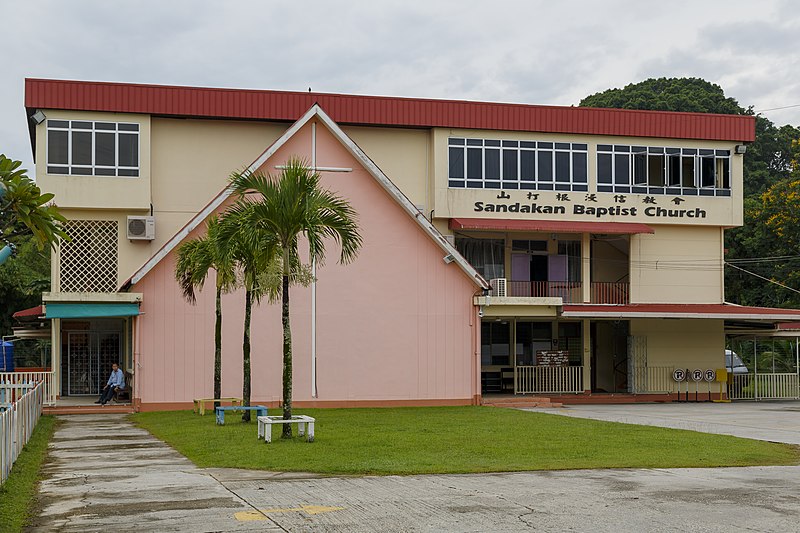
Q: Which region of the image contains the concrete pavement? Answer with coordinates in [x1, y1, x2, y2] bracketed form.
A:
[29, 411, 800, 532]
[523, 401, 800, 445]
[28, 414, 282, 532]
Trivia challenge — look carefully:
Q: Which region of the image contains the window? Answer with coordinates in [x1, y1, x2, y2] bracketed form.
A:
[597, 145, 731, 196]
[449, 138, 588, 192]
[46, 120, 140, 177]
[455, 237, 505, 280]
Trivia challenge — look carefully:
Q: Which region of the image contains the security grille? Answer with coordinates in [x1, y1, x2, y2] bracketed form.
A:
[60, 220, 118, 292]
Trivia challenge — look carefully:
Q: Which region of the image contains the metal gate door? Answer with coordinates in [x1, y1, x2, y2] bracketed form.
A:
[628, 336, 647, 394]
[67, 331, 121, 395]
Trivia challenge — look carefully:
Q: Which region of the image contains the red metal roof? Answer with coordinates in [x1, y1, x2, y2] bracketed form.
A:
[12, 305, 43, 320]
[562, 303, 800, 320]
[450, 218, 654, 235]
[24, 79, 756, 142]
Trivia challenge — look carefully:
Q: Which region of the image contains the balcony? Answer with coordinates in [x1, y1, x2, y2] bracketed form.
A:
[490, 279, 629, 304]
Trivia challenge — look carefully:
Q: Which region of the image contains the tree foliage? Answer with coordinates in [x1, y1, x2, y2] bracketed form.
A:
[580, 77, 745, 115]
[0, 155, 67, 249]
[0, 236, 49, 335]
[581, 78, 800, 307]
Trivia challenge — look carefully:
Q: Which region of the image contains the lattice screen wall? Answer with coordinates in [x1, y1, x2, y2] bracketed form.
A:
[59, 220, 118, 292]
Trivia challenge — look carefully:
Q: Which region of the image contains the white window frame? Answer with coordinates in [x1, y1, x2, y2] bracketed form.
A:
[46, 120, 140, 178]
[448, 137, 589, 192]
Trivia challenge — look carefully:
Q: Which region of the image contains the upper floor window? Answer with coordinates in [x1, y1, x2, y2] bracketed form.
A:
[597, 145, 731, 197]
[448, 138, 588, 192]
[46, 120, 139, 177]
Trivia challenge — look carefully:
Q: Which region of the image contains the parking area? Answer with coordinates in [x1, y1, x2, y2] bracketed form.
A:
[525, 401, 800, 444]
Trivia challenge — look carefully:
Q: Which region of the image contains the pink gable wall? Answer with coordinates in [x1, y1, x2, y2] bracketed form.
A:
[134, 120, 480, 408]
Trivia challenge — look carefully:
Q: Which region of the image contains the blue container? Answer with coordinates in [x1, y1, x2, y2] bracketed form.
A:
[0, 341, 14, 372]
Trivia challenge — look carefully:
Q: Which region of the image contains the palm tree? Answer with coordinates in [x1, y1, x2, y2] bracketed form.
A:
[175, 215, 237, 410]
[227, 158, 362, 437]
[217, 210, 275, 421]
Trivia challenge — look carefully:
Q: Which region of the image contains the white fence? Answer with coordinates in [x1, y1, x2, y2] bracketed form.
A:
[728, 373, 800, 401]
[515, 366, 583, 394]
[0, 371, 56, 406]
[1, 382, 45, 484]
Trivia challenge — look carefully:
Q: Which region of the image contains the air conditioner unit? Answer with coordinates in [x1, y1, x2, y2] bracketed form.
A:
[127, 216, 155, 240]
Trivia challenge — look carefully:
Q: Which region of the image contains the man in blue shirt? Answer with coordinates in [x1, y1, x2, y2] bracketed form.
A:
[96, 363, 125, 405]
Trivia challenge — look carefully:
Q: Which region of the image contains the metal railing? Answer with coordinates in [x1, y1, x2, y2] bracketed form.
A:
[631, 365, 674, 394]
[729, 373, 800, 400]
[590, 282, 630, 305]
[1, 382, 44, 484]
[507, 281, 582, 301]
[515, 365, 583, 394]
[0, 372, 56, 406]
[490, 279, 630, 304]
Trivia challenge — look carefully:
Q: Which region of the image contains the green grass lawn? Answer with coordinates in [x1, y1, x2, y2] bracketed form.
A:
[0, 415, 57, 533]
[132, 407, 799, 475]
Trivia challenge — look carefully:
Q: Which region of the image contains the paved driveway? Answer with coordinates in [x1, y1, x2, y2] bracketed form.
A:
[524, 401, 800, 445]
[30, 412, 800, 532]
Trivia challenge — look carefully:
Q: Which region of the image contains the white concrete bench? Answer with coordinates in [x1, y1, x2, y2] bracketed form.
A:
[257, 415, 315, 443]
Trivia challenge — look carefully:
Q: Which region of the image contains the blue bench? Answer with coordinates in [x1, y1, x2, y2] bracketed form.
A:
[215, 405, 267, 425]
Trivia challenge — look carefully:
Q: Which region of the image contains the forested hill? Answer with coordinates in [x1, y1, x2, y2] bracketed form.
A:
[581, 78, 800, 308]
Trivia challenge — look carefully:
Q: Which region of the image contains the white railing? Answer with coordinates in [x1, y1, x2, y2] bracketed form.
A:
[1, 382, 44, 484]
[515, 366, 583, 394]
[0, 372, 56, 406]
[728, 373, 800, 401]
[632, 366, 674, 393]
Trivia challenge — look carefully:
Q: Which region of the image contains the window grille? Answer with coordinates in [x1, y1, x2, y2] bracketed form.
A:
[59, 220, 118, 292]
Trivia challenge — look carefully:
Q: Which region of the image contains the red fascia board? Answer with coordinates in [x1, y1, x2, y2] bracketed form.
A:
[449, 218, 654, 235]
[24, 79, 756, 142]
[562, 303, 800, 319]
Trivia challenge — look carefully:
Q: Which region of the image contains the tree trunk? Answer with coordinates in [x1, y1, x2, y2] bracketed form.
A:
[242, 287, 252, 422]
[281, 249, 293, 438]
[214, 279, 222, 410]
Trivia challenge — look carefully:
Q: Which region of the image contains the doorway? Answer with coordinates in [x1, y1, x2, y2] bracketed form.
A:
[591, 320, 629, 393]
[61, 320, 123, 396]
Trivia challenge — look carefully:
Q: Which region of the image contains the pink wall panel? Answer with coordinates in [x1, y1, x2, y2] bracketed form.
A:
[134, 119, 479, 405]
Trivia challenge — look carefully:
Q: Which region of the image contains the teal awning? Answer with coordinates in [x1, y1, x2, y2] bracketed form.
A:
[45, 303, 140, 319]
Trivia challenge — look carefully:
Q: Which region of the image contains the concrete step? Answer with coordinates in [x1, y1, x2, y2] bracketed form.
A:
[44, 404, 134, 415]
[489, 402, 564, 409]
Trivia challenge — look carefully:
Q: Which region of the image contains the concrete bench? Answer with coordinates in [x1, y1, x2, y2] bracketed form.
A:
[257, 415, 315, 443]
[192, 397, 243, 416]
[215, 405, 267, 425]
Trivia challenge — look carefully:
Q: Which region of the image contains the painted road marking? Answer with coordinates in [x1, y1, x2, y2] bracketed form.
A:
[235, 505, 345, 521]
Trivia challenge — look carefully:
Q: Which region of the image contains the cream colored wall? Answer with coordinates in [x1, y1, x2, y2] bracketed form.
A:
[630, 225, 724, 303]
[45, 117, 289, 287]
[150, 117, 286, 215]
[431, 128, 744, 227]
[592, 238, 629, 282]
[35, 110, 152, 210]
[631, 318, 725, 370]
[342, 125, 430, 210]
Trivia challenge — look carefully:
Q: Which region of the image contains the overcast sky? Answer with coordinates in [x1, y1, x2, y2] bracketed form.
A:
[2, 0, 799, 176]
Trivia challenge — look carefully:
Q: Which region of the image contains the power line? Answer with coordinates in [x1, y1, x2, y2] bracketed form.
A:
[726, 263, 800, 295]
[755, 103, 800, 113]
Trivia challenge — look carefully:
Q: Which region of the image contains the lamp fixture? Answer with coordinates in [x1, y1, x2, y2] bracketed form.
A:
[30, 110, 46, 125]
[734, 144, 747, 155]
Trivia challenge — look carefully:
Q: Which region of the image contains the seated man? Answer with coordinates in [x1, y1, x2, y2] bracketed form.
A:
[95, 363, 126, 405]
